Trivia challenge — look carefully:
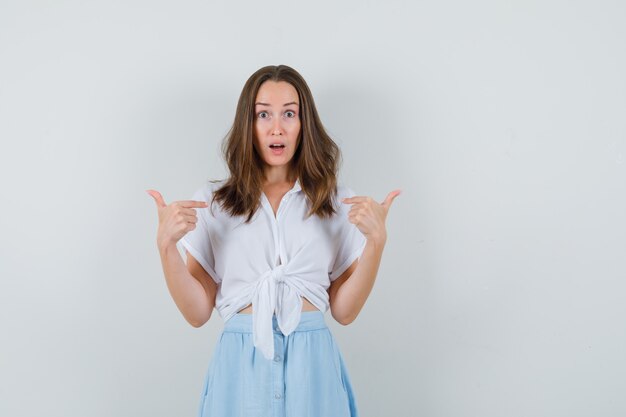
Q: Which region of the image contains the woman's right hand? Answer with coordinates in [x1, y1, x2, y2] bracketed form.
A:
[146, 189, 208, 250]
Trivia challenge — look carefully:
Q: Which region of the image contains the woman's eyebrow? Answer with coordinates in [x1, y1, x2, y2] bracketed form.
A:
[255, 101, 299, 107]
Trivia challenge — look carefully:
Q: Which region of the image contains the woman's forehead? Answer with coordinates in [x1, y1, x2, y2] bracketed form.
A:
[255, 81, 299, 106]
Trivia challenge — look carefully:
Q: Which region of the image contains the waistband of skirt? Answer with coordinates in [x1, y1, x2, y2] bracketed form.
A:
[223, 311, 328, 333]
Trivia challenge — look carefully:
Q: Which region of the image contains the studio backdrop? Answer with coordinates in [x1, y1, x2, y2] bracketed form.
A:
[1, 1, 624, 416]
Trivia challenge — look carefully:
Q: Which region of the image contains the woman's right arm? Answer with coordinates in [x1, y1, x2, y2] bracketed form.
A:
[147, 188, 217, 327]
[158, 243, 217, 327]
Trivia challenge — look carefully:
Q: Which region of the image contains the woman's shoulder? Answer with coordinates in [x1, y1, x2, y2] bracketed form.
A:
[188, 178, 228, 215]
[329, 182, 358, 219]
[334, 182, 358, 200]
[192, 178, 226, 196]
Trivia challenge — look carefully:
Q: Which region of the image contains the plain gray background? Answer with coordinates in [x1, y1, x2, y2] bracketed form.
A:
[1, 1, 625, 416]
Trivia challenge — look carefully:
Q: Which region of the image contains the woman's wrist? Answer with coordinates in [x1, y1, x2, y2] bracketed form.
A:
[157, 238, 177, 255]
[366, 232, 387, 249]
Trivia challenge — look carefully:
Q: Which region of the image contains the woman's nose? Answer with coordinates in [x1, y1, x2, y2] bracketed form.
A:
[272, 119, 283, 135]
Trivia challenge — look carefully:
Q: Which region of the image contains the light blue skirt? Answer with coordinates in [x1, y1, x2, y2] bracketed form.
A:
[197, 310, 359, 417]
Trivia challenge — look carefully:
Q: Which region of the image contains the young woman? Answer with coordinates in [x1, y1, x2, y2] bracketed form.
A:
[147, 65, 400, 417]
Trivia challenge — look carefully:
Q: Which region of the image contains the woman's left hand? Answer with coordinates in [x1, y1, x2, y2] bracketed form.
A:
[342, 189, 402, 244]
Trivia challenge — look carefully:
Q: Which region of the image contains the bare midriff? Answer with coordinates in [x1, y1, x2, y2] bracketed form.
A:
[237, 296, 320, 314]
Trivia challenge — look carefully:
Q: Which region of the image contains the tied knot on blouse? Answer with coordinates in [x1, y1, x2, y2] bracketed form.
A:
[269, 264, 286, 283]
[252, 262, 305, 360]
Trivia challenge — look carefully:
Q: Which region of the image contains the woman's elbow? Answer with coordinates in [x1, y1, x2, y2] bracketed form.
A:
[187, 309, 213, 328]
[331, 309, 356, 326]
[336, 317, 351, 326]
[188, 318, 205, 328]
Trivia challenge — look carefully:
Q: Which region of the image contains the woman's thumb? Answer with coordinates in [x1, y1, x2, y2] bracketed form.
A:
[146, 189, 167, 208]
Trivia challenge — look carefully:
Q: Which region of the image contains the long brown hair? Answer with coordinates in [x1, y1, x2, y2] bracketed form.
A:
[209, 65, 343, 223]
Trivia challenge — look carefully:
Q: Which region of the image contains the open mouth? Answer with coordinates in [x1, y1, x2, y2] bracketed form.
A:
[269, 143, 285, 155]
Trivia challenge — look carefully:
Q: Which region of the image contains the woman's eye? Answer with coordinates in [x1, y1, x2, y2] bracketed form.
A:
[257, 110, 296, 119]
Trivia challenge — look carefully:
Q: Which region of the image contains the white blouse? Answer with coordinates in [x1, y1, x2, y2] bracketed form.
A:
[177, 177, 367, 360]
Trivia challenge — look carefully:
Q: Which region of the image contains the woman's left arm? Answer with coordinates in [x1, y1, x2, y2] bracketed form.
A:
[328, 190, 401, 325]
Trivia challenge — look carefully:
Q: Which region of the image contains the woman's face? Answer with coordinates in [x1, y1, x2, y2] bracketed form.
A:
[253, 80, 301, 173]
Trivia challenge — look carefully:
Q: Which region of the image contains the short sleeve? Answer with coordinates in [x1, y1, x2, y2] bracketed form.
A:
[329, 187, 367, 281]
[176, 184, 221, 284]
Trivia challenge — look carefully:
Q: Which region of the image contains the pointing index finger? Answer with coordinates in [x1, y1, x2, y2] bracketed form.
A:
[179, 200, 209, 208]
[341, 196, 367, 204]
